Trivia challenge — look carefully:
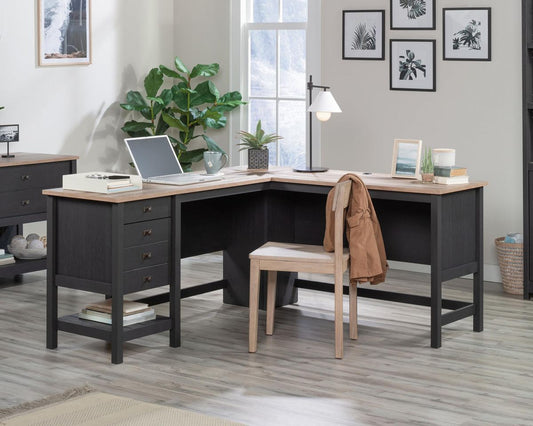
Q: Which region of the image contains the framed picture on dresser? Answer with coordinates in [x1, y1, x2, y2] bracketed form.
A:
[342, 10, 385, 60]
[391, 139, 422, 179]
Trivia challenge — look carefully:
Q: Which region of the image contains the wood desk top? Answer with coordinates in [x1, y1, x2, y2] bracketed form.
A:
[43, 167, 488, 203]
[0, 153, 79, 167]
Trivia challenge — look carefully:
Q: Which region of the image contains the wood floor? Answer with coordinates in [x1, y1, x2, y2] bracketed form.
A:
[1, 254, 532, 425]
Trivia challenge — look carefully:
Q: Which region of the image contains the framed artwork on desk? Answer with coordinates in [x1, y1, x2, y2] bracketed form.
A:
[391, 139, 422, 179]
[38, 0, 92, 66]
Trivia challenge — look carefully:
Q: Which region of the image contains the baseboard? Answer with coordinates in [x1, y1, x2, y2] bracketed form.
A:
[387, 261, 502, 283]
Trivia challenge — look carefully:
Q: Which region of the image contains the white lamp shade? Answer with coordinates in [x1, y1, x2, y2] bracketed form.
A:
[308, 91, 342, 114]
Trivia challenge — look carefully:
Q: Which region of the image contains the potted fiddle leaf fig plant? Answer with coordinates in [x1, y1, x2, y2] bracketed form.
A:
[421, 146, 434, 183]
[120, 57, 245, 171]
[237, 120, 282, 170]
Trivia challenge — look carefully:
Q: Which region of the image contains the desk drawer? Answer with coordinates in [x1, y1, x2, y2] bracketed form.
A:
[123, 198, 171, 224]
[123, 264, 169, 294]
[0, 189, 46, 217]
[0, 162, 71, 192]
[123, 241, 169, 271]
[123, 218, 170, 248]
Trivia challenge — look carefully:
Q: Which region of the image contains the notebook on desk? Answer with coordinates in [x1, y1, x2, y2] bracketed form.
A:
[124, 135, 222, 186]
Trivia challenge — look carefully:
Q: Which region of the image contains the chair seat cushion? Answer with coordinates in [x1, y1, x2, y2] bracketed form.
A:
[250, 241, 349, 264]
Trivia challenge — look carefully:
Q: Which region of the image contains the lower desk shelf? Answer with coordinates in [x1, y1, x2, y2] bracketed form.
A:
[57, 314, 171, 342]
[0, 258, 47, 277]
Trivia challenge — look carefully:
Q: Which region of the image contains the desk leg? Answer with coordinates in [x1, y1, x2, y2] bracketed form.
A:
[473, 188, 484, 332]
[170, 198, 181, 347]
[430, 196, 442, 349]
[111, 204, 124, 364]
[46, 197, 58, 349]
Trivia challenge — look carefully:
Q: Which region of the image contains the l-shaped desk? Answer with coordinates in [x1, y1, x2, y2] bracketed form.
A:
[44, 168, 486, 363]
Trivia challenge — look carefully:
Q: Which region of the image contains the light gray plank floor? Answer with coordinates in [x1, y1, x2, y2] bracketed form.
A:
[0, 253, 532, 425]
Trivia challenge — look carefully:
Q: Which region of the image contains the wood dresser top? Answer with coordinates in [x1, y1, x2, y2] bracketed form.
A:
[0, 153, 78, 167]
[43, 167, 488, 203]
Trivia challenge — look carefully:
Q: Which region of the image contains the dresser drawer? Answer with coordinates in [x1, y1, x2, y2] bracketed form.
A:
[123, 241, 169, 271]
[0, 189, 46, 217]
[123, 197, 171, 224]
[0, 161, 71, 193]
[123, 264, 169, 294]
[123, 218, 170, 248]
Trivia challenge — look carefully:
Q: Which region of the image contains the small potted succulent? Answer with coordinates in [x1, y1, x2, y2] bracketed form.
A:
[421, 146, 434, 183]
[237, 120, 282, 170]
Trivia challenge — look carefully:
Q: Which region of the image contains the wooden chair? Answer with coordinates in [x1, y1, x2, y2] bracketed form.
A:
[248, 180, 356, 359]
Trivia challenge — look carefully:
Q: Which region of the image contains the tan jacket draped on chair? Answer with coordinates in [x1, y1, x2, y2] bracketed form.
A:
[323, 173, 388, 285]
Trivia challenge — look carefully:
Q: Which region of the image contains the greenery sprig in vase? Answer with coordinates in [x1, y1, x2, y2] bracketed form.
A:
[237, 120, 282, 170]
[120, 57, 245, 171]
[421, 146, 434, 183]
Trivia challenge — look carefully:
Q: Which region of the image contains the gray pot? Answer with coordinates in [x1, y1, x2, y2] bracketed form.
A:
[248, 148, 269, 170]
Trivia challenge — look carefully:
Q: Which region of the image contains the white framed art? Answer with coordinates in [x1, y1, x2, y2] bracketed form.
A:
[391, 139, 422, 179]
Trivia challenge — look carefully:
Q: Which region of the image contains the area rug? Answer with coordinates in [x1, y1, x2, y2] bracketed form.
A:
[0, 386, 242, 426]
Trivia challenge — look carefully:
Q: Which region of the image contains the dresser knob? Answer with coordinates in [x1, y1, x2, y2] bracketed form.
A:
[143, 276, 152, 283]
[21, 175, 30, 181]
[142, 252, 152, 260]
[143, 206, 152, 213]
[21, 200, 30, 206]
[143, 229, 153, 236]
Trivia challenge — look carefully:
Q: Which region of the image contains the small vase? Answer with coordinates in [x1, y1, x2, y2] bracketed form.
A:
[248, 148, 269, 170]
[421, 172, 434, 183]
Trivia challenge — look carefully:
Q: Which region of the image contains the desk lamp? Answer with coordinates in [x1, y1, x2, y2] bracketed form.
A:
[294, 75, 341, 173]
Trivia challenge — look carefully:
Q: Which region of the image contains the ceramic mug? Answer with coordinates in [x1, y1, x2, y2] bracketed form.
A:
[203, 151, 228, 175]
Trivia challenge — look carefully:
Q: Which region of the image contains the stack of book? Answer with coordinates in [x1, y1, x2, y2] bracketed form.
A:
[63, 172, 143, 194]
[79, 299, 156, 326]
[0, 249, 15, 266]
[433, 166, 469, 185]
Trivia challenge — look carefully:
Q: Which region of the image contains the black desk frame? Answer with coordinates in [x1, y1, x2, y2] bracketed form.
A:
[47, 181, 483, 363]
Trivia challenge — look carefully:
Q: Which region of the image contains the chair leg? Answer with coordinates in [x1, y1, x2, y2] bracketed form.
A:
[249, 260, 261, 353]
[349, 282, 358, 340]
[266, 270, 277, 335]
[334, 270, 344, 359]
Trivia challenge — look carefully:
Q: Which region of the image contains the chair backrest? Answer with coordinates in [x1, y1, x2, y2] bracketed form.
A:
[332, 180, 351, 258]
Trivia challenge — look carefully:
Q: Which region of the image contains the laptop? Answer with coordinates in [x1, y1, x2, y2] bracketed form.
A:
[124, 135, 223, 186]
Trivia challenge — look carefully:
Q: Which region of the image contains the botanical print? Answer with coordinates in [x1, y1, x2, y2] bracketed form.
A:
[352, 23, 376, 51]
[343, 10, 384, 60]
[391, 0, 434, 30]
[399, 50, 426, 80]
[39, 0, 91, 65]
[443, 8, 491, 61]
[390, 40, 435, 91]
[399, 0, 427, 20]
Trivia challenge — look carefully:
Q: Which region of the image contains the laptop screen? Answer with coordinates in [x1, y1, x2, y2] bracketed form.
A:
[125, 135, 183, 178]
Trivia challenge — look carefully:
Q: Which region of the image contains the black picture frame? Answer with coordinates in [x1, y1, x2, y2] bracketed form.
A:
[390, 39, 436, 92]
[342, 10, 385, 60]
[0, 124, 19, 142]
[390, 0, 436, 30]
[443, 8, 492, 61]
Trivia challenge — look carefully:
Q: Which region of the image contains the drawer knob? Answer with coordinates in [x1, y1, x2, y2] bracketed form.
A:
[21, 200, 30, 206]
[143, 206, 152, 213]
[142, 252, 152, 260]
[21, 175, 30, 181]
[143, 229, 153, 237]
[143, 275, 152, 283]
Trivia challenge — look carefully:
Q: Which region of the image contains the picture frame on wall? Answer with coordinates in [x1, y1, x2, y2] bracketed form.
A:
[342, 10, 385, 60]
[391, 139, 422, 179]
[390, 39, 436, 92]
[443, 8, 492, 61]
[38, 0, 92, 66]
[390, 0, 435, 30]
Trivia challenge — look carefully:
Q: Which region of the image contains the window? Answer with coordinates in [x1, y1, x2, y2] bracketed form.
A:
[244, 0, 308, 168]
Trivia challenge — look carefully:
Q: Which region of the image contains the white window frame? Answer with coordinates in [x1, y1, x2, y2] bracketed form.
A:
[229, 0, 321, 168]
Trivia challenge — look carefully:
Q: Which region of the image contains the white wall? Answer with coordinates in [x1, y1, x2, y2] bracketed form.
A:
[0, 0, 174, 173]
[321, 0, 522, 280]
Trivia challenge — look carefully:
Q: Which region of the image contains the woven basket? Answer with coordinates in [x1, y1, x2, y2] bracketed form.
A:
[495, 237, 523, 295]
